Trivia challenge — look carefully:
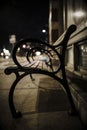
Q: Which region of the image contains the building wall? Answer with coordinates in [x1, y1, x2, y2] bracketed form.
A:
[49, 0, 87, 126]
[49, 0, 63, 44]
[65, 0, 87, 74]
[49, 0, 87, 78]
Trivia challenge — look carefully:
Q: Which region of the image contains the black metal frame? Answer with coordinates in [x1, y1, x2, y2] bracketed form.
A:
[5, 25, 77, 118]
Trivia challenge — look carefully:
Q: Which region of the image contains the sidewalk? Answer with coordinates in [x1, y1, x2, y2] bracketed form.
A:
[0, 70, 85, 130]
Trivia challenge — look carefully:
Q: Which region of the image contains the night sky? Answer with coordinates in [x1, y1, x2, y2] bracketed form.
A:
[0, 0, 49, 50]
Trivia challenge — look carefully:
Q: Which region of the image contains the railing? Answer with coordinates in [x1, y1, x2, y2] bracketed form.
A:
[4, 24, 77, 118]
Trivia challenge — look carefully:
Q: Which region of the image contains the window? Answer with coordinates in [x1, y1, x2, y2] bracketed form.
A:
[78, 42, 87, 71]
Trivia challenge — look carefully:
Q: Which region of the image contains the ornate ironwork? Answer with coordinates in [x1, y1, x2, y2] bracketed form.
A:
[5, 25, 77, 118]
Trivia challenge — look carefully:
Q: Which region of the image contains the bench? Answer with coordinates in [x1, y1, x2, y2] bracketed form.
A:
[4, 24, 77, 118]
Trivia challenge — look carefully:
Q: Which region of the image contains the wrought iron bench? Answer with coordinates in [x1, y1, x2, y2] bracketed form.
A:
[5, 24, 77, 118]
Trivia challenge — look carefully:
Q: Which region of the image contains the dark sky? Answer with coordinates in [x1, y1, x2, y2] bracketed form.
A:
[0, 0, 49, 50]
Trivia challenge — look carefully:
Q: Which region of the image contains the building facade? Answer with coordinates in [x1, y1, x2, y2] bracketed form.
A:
[49, 0, 87, 126]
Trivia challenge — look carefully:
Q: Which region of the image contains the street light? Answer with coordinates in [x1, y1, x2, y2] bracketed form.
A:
[9, 35, 16, 45]
[9, 34, 16, 56]
[42, 29, 46, 33]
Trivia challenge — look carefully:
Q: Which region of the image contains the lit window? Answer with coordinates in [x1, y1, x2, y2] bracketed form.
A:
[79, 43, 87, 70]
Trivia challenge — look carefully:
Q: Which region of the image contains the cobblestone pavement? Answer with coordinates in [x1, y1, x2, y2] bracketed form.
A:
[0, 58, 85, 130]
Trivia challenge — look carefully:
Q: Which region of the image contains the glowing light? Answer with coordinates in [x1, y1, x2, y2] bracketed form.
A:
[42, 29, 46, 33]
[3, 48, 10, 56]
[5, 55, 9, 59]
[35, 51, 41, 56]
[74, 11, 85, 17]
[81, 46, 84, 50]
[1, 52, 4, 56]
[2, 48, 10, 59]
[9, 34, 16, 44]
[22, 44, 26, 48]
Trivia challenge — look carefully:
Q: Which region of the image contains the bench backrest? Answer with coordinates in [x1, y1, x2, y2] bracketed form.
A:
[11, 25, 76, 73]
